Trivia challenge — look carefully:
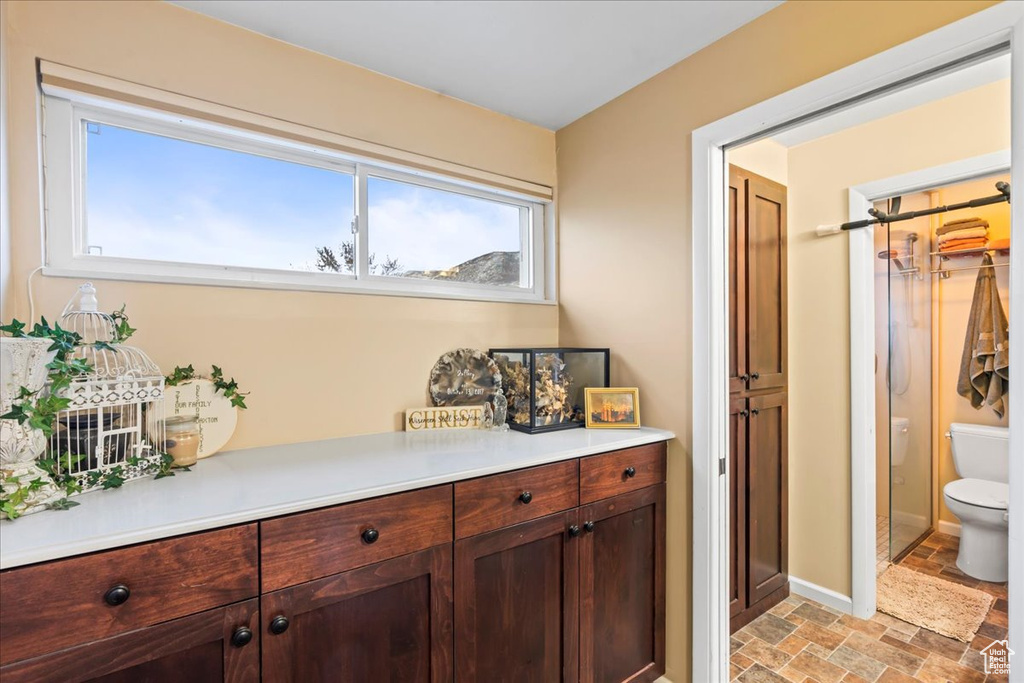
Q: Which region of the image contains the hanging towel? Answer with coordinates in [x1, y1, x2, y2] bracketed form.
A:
[938, 227, 988, 244]
[937, 217, 989, 236]
[958, 253, 1010, 418]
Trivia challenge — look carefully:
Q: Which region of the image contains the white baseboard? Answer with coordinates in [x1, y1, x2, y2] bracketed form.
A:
[789, 576, 854, 614]
[938, 520, 962, 537]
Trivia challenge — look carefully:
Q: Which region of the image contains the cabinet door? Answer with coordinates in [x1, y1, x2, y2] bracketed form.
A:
[262, 544, 453, 683]
[747, 392, 788, 604]
[0, 599, 259, 683]
[579, 485, 665, 683]
[729, 397, 748, 619]
[455, 510, 579, 683]
[728, 165, 749, 394]
[746, 175, 787, 392]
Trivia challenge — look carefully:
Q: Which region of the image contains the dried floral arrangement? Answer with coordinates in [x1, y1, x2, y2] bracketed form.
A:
[493, 353, 574, 427]
[535, 354, 573, 425]
[493, 355, 531, 425]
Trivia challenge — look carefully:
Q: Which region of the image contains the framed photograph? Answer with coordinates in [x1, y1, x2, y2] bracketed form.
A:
[584, 387, 641, 428]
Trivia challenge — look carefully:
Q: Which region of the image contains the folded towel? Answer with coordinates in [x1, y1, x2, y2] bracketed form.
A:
[988, 238, 1010, 252]
[937, 217, 989, 236]
[938, 227, 988, 244]
[958, 253, 1009, 418]
[940, 237, 988, 251]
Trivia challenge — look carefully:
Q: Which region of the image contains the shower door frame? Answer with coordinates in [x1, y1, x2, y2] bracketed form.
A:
[691, 4, 1024, 682]
[848, 149, 1011, 618]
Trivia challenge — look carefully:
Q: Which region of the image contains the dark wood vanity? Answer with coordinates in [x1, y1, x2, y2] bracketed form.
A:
[0, 440, 667, 683]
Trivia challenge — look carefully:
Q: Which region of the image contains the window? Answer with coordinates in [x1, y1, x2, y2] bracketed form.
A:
[42, 95, 550, 303]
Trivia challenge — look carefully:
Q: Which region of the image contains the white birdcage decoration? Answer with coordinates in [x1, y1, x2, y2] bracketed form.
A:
[47, 284, 166, 493]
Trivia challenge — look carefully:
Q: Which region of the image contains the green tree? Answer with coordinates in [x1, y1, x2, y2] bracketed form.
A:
[314, 241, 401, 276]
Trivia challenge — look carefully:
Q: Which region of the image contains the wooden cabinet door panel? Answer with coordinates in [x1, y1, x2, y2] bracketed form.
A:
[747, 393, 788, 603]
[746, 176, 787, 392]
[729, 397, 748, 618]
[729, 166, 749, 394]
[262, 544, 453, 683]
[0, 599, 259, 683]
[580, 485, 665, 683]
[455, 511, 579, 683]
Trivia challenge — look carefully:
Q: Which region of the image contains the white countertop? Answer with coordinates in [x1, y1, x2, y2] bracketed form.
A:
[0, 426, 674, 570]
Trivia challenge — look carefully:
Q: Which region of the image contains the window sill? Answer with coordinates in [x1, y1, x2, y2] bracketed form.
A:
[41, 264, 557, 306]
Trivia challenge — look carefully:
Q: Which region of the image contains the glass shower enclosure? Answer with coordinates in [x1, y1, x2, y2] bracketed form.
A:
[875, 196, 933, 562]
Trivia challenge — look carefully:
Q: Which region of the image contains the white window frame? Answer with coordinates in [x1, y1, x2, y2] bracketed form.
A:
[41, 93, 552, 304]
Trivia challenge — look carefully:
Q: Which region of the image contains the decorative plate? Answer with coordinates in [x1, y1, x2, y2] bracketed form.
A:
[429, 348, 502, 407]
[158, 378, 238, 459]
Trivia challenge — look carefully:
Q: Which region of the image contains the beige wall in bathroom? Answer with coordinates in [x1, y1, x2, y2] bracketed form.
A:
[785, 77, 1010, 593]
[556, 1, 996, 677]
[0, 0, 558, 450]
[931, 176, 1011, 525]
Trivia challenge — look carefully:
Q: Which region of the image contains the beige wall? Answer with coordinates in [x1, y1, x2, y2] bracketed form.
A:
[556, 2, 997, 679]
[1, 0, 558, 450]
[786, 78, 1009, 591]
[0, 0, 10, 323]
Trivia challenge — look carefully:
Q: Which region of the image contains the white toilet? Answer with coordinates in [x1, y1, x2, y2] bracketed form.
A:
[943, 423, 1010, 582]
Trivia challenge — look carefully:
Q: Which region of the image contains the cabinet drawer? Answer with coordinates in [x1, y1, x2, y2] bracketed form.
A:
[261, 485, 453, 592]
[580, 442, 666, 504]
[455, 460, 578, 539]
[0, 524, 258, 666]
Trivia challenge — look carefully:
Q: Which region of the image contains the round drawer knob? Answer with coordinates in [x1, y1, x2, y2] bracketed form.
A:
[269, 615, 290, 635]
[361, 528, 380, 544]
[231, 626, 253, 648]
[583, 521, 595, 533]
[568, 525, 582, 538]
[624, 466, 636, 479]
[751, 372, 761, 380]
[518, 491, 533, 504]
[104, 584, 130, 607]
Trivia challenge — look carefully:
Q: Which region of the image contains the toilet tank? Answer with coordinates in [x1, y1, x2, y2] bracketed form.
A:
[890, 417, 910, 467]
[949, 423, 1009, 483]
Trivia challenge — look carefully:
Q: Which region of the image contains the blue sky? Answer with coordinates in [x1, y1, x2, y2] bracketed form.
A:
[85, 122, 522, 274]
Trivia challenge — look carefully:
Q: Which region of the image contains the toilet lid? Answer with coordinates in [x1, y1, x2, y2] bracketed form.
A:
[944, 478, 1009, 510]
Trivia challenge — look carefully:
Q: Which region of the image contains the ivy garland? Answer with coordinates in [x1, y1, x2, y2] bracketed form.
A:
[165, 364, 250, 409]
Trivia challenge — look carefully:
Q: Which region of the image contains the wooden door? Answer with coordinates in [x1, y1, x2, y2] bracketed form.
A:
[0, 599, 259, 683]
[455, 510, 579, 683]
[728, 166, 749, 394]
[747, 392, 788, 604]
[262, 545, 453, 683]
[746, 175, 787, 392]
[579, 485, 665, 683]
[729, 396, 748, 619]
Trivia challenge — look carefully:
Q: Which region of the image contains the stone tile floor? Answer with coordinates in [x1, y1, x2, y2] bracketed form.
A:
[732, 532, 1009, 682]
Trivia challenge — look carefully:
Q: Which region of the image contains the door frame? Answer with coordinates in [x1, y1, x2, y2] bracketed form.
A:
[848, 149, 1010, 619]
[690, 4, 1024, 682]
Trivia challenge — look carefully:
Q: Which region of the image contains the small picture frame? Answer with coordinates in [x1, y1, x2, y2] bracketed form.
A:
[584, 387, 641, 429]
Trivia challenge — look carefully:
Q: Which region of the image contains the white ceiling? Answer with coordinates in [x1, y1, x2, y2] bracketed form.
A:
[772, 53, 1011, 148]
[169, 0, 782, 130]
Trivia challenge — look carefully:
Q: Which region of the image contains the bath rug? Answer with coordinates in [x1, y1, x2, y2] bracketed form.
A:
[876, 564, 994, 642]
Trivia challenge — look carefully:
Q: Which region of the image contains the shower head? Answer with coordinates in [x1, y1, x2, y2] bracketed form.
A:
[877, 249, 907, 272]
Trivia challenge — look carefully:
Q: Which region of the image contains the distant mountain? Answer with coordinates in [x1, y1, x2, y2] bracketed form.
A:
[401, 251, 521, 286]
